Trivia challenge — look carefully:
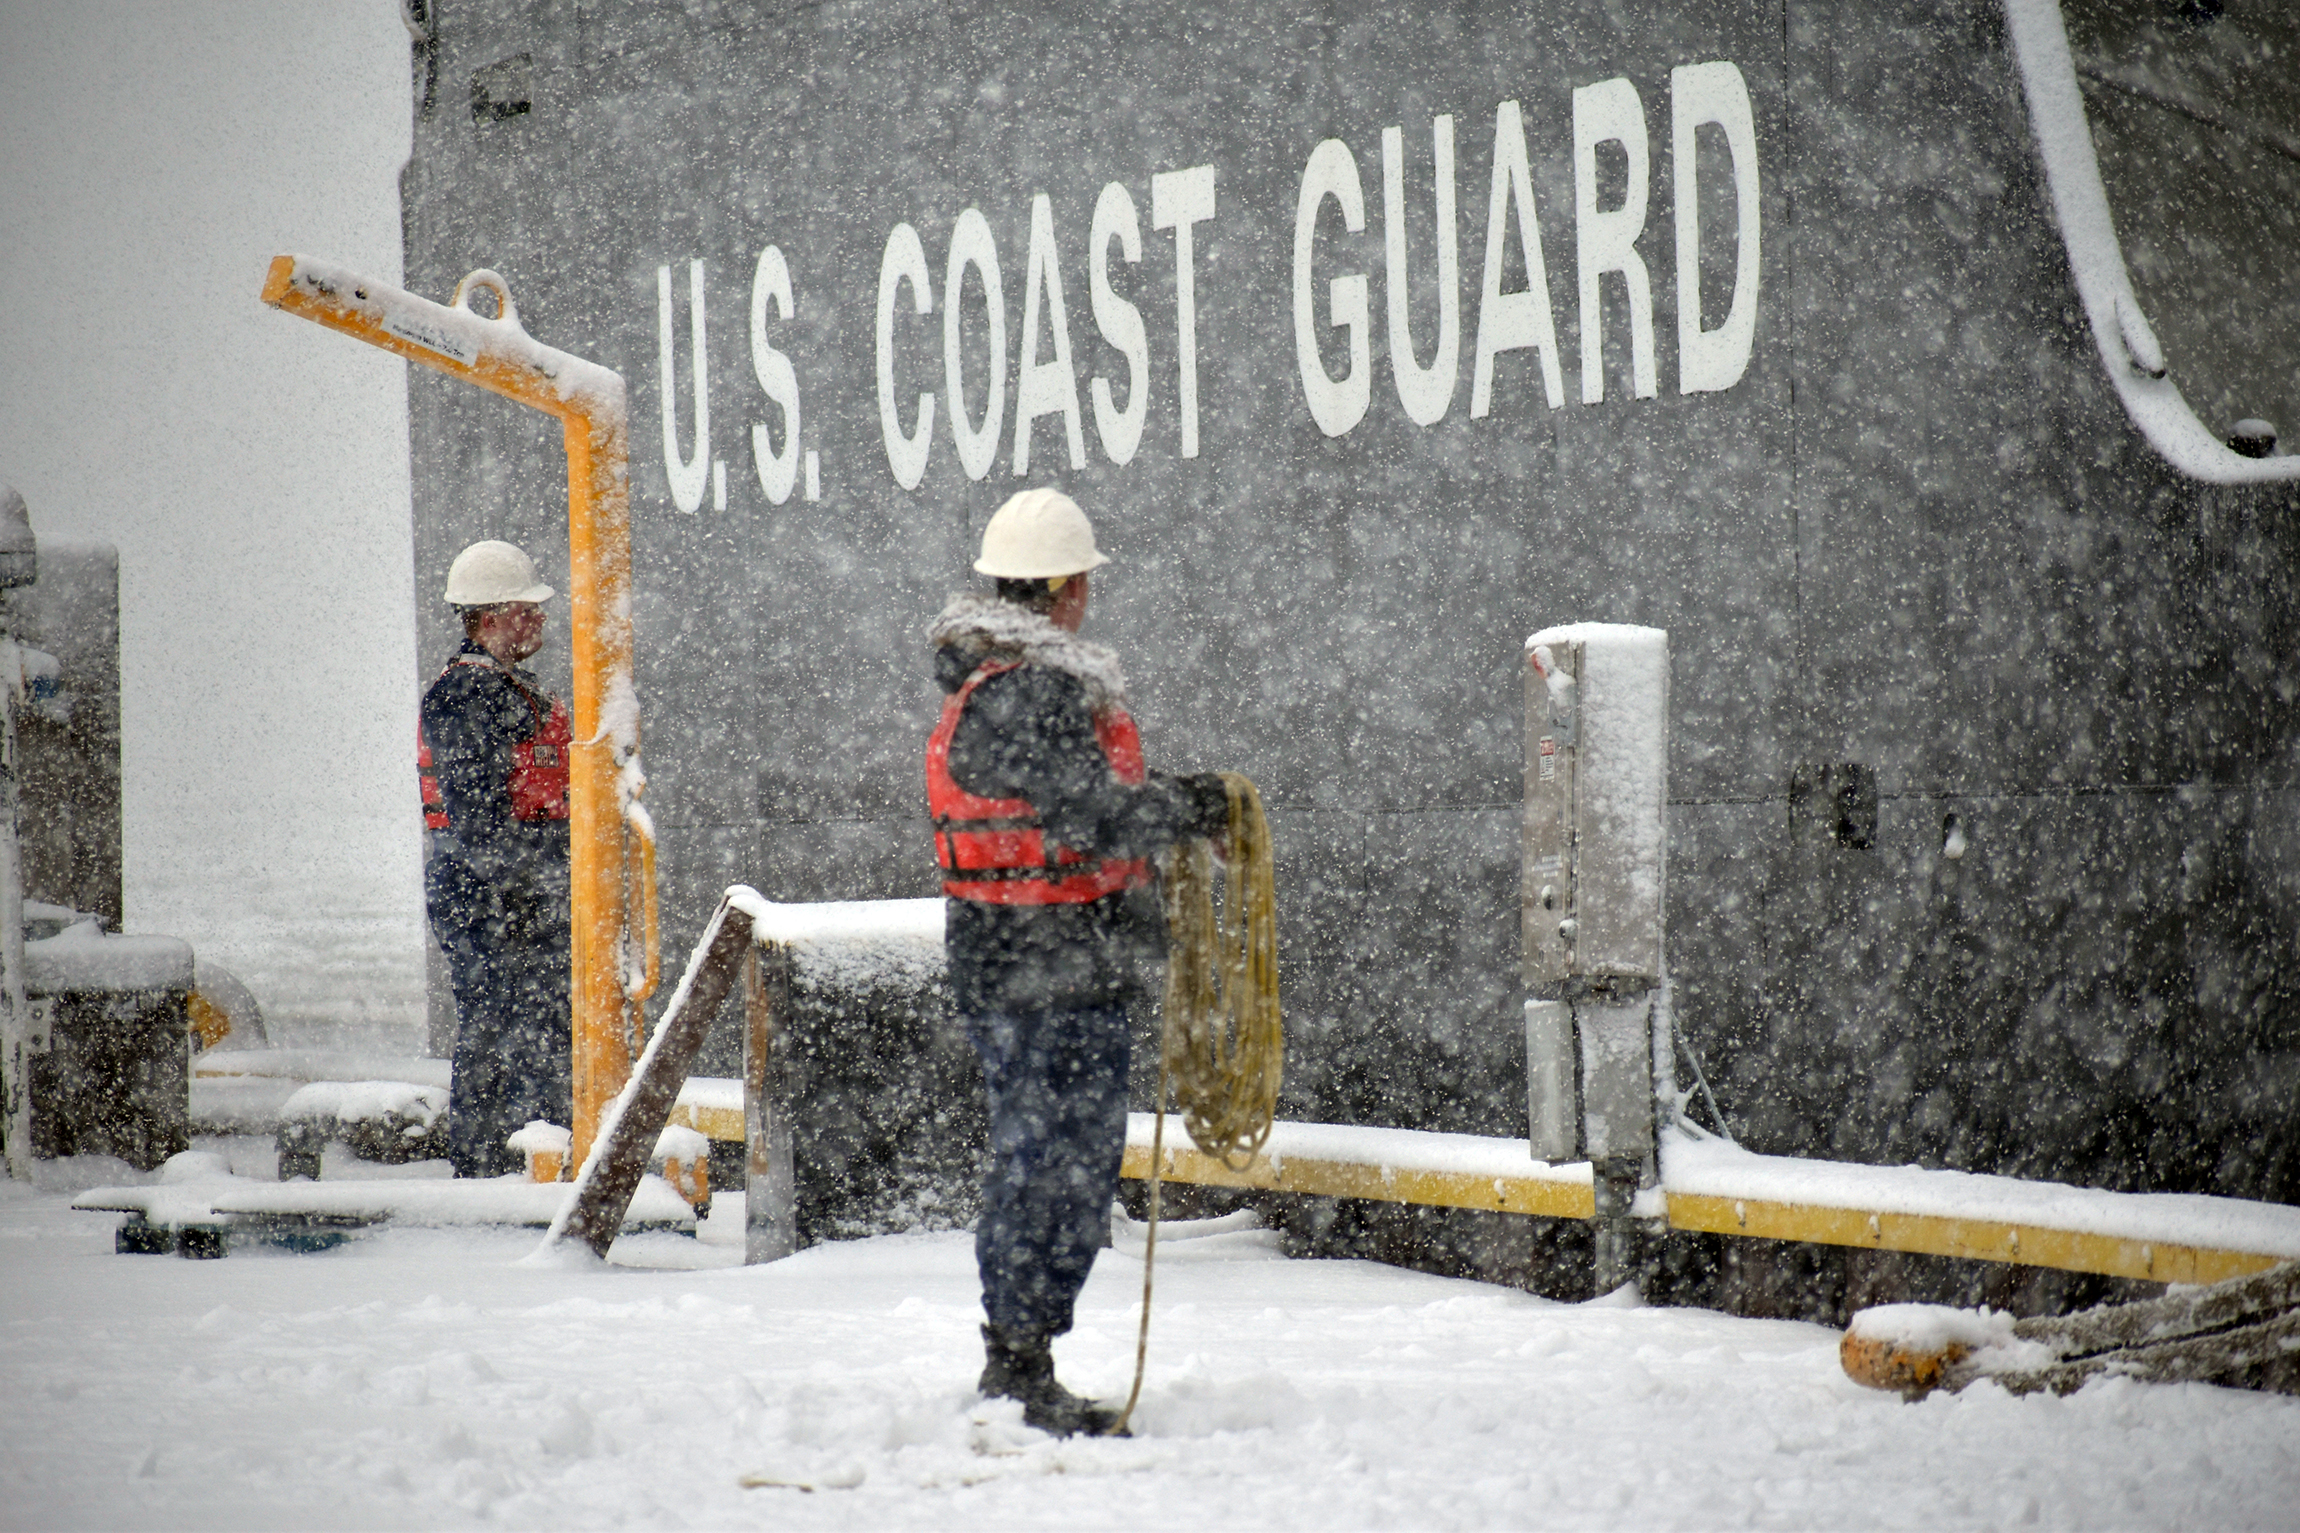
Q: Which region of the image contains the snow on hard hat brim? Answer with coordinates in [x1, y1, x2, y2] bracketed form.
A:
[972, 488, 1111, 579]
[456, 578, 555, 604]
[444, 540, 556, 605]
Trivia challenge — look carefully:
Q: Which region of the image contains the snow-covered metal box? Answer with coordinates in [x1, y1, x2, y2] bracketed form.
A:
[1523, 625, 1668, 992]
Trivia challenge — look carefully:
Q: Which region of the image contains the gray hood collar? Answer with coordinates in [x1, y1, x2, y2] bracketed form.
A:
[930, 592, 1128, 710]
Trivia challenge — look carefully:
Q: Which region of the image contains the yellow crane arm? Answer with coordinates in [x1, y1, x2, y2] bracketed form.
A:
[260, 254, 657, 1165]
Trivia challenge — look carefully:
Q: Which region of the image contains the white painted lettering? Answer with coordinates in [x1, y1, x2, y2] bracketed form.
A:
[1151, 165, 1217, 459]
[1089, 181, 1148, 467]
[1672, 60, 1760, 395]
[1294, 138, 1370, 438]
[1472, 100, 1565, 416]
[944, 208, 1007, 483]
[1573, 77, 1656, 403]
[1013, 194, 1086, 476]
[1383, 115, 1460, 427]
[749, 245, 801, 506]
[875, 223, 935, 491]
[656, 259, 710, 512]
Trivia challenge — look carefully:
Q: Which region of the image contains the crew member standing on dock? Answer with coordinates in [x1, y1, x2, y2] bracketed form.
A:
[420, 540, 573, 1178]
[927, 489, 1231, 1436]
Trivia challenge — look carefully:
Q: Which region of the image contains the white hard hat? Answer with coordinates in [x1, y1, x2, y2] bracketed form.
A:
[973, 489, 1110, 580]
[445, 540, 554, 606]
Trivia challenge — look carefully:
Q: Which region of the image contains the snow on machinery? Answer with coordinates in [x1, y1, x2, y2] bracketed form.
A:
[1522, 624, 1670, 1293]
[0, 489, 271, 1181]
[51, 258, 671, 1249]
[29, 258, 692, 1249]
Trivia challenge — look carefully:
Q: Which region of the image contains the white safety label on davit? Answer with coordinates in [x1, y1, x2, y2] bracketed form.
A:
[384, 312, 477, 366]
[1538, 737, 1557, 781]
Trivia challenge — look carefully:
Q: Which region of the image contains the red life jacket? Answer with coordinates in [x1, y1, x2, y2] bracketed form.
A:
[925, 659, 1152, 904]
[419, 655, 572, 829]
[510, 692, 573, 821]
[419, 723, 449, 830]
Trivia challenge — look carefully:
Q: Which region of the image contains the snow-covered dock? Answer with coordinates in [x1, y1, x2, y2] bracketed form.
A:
[6, 1165, 2298, 1530]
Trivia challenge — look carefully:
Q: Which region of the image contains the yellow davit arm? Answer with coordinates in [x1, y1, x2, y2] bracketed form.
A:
[261, 254, 659, 1166]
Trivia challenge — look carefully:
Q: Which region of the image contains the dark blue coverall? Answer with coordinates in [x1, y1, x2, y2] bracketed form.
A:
[422, 641, 572, 1178]
[933, 624, 1227, 1340]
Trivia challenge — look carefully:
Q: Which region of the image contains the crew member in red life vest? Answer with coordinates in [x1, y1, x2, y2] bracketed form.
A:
[928, 489, 1231, 1436]
[420, 540, 572, 1178]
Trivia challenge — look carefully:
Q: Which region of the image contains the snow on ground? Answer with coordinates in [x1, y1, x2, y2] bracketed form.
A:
[4, 1151, 2297, 1531]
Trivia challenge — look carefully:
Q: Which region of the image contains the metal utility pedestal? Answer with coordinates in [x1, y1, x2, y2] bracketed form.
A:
[1521, 625, 1670, 1295]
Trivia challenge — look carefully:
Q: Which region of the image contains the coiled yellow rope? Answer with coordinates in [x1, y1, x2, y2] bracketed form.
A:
[1115, 772, 1282, 1433]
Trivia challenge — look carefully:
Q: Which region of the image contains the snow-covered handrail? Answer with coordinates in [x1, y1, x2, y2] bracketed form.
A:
[2003, 0, 2300, 484]
[1120, 1113, 2300, 1285]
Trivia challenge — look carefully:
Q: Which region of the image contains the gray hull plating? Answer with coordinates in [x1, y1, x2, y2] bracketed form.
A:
[399, 2, 2300, 1214]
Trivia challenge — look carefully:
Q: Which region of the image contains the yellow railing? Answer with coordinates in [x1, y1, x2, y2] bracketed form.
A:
[1118, 1116, 2300, 1285]
[1665, 1191, 2281, 1286]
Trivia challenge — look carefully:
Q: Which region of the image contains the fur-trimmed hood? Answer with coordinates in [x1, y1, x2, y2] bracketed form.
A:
[929, 592, 1127, 711]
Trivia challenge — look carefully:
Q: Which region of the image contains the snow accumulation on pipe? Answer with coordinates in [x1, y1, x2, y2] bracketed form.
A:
[1665, 1132, 2300, 1261]
[2003, 0, 2300, 485]
[269, 254, 626, 423]
[1122, 1112, 1603, 1222]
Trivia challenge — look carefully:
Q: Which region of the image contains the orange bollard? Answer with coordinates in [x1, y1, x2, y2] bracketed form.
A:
[661, 1155, 709, 1211]
[509, 1121, 573, 1183]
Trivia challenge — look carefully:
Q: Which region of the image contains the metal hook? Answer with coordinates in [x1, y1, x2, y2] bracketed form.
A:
[450, 268, 523, 330]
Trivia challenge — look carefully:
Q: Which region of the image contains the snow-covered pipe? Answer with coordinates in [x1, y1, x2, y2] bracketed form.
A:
[2002, 0, 2300, 485]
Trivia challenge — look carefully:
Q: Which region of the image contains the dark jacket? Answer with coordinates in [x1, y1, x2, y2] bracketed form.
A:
[421, 641, 570, 912]
[931, 595, 1225, 1013]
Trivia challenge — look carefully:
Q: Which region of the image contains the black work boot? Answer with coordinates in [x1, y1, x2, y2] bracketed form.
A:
[978, 1324, 1127, 1437]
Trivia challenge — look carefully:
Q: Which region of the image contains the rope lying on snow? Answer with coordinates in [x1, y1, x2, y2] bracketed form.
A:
[1115, 772, 1283, 1434]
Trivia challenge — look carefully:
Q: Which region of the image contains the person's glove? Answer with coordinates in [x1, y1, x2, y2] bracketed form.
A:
[1180, 771, 1232, 841]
